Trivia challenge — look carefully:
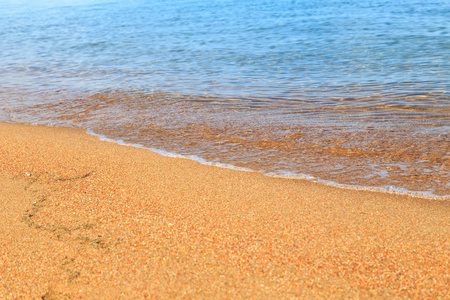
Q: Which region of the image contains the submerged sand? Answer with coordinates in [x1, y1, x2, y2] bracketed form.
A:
[0, 122, 448, 299]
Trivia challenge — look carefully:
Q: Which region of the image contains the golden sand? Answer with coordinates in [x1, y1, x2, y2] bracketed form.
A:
[0, 122, 448, 299]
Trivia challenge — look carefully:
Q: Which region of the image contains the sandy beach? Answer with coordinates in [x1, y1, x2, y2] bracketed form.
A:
[0, 122, 448, 299]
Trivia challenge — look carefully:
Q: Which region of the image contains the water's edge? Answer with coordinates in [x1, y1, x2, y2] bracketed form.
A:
[78, 128, 449, 201]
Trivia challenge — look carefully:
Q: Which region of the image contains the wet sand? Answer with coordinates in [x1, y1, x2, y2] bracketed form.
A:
[0, 122, 449, 299]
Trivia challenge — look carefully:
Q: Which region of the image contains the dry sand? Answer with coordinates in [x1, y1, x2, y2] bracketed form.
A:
[0, 122, 448, 299]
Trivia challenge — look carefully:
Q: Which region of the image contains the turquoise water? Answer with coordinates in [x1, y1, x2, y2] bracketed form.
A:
[1, 0, 449, 197]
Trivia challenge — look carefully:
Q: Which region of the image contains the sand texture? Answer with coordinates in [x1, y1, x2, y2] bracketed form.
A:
[0, 122, 449, 299]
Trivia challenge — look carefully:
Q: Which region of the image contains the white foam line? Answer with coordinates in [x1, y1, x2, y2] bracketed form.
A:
[266, 172, 449, 201]
[86, 129, 449, 201]
[86, 129, 254, 173]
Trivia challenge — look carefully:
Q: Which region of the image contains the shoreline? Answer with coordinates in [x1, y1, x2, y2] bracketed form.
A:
[1, 122, 449, 298]
[6, 121, 447, 202]
[86, 128, 450, 201]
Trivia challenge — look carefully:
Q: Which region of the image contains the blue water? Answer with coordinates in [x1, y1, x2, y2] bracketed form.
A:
[1, 0, 449, 197]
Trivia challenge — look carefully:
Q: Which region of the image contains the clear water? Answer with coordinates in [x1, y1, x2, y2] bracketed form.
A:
[1, 0, 449, 198]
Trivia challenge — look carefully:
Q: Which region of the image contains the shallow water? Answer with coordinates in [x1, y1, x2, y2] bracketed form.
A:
[1, 0, 449, 197]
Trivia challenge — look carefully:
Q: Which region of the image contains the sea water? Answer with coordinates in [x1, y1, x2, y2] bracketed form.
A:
[0, 0, 449, 198]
